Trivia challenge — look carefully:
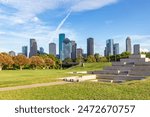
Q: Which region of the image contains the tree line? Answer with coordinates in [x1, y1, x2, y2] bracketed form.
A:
[63, 52, 132, 63]
[0, 53, 61, 71]
[0, 51, 133, 71]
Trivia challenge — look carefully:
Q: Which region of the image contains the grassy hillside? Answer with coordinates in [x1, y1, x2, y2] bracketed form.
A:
[67, 62, 111, 72]
[0, 79, 150, 100]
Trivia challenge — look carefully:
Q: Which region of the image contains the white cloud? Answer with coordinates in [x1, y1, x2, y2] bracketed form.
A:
[0, 0, 119, 54]
[0, 0, 119, 25]
[0, 31, 6, 35]
[71, 0, 118, 12]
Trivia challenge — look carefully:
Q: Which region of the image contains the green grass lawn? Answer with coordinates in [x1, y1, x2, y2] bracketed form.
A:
[67, 62, 111, 72]
[0, 62, 149, 100]
[0, 63, 110, 88]
[0, 70, 72, 88]
[0, 79, 150, 100]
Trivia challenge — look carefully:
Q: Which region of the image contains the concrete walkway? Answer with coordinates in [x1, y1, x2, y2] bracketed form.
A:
[0, 81, 71, 92]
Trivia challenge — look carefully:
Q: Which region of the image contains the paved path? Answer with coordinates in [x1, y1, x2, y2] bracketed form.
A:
[0, 81, 71, 92]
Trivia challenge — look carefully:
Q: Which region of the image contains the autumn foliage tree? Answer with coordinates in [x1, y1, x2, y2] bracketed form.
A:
[0, 54, 5, 71]
[0, 53, 14, 71]
[44, 58, 55, 69]
[30, 56, 45, 69]
[13, 55, 29, 70]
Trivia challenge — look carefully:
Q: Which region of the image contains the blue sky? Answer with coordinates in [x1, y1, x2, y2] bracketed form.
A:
[0, 0, 150, 55]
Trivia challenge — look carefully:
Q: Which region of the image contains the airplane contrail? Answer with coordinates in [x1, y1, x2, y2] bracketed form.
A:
[50, 10, 72, 42]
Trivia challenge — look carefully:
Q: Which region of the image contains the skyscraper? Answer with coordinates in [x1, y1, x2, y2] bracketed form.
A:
[134, 44, 140, 55]
[105, 39, 114, 56]
[71, 41, 77, 60]
[113, 43, 119, 55]
[22, 46, 28, 57]
[87, 37, 94, 56]
[126, 37, 132, 53]
[104, 47, 107, 57]
[49, 43, 56, 56]
[29, 39, 37, 57]
[62, 38, 72, 60]
[59, 33, 65, 60]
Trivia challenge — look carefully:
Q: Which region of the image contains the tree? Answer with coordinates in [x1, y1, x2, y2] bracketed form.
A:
[0, 54, 5, 71]
[30, 56, 45, 69]
[121, 52, 131, 59]
[94, 53, 100, 62]
[0, 53, 14, 70]
[44, 57, 55, 69]
[76, 55, 84, 64]
[63, 58, 72, 64]
[87, 55, 96, 63]
[142, 52, 150, 58]
[55, 59, 62, 69]
[100, 57, 108, 62]
[13, 55, 29, 70]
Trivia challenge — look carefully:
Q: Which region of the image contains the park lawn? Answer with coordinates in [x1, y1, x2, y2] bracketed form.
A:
[67, 62, 111, 72]
[0, 78, 150, 100]
[0, 70, 73, 88]
[0, 63, 110, 88]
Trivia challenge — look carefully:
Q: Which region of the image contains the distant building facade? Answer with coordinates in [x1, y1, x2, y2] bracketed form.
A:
[59, 33, 65, 60]
[49, 43, 56, 56]
[9, 51, 16, 57]
[105, 39, 114, 56]
[29, 39, 37, 57]
[113, 43, 119, 55]
[134, 44, 140, 55]
[126, 37, 132, 53]
[87, 38, 94, 56]
[71, 41, 77, 60]
[22, 46, 28, 57]
[39, 47, 44, 54]
[77, 48, 83, 58]
[62, 38, 72, 60]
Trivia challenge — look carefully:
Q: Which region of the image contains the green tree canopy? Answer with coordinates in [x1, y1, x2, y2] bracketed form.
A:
[87, 55, 96, 63]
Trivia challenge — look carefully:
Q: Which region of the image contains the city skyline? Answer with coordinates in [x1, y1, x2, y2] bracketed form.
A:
[1, 35, 149, 57]
[0, 0, 150, 55]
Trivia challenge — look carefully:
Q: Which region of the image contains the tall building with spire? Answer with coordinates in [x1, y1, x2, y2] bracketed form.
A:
[126, 37, 132, 53]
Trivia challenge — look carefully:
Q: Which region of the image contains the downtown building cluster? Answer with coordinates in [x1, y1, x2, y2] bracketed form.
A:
[58, 33, 94, 60]
[8, 35, 140, 59]
[8, 33, 95, 61]
[104, 37, 133, 56]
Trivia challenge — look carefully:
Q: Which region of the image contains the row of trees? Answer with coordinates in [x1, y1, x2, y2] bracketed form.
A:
[0, 53, 61, 71]
[0, 51, 133, 71]
[63, 52, 131, 63]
